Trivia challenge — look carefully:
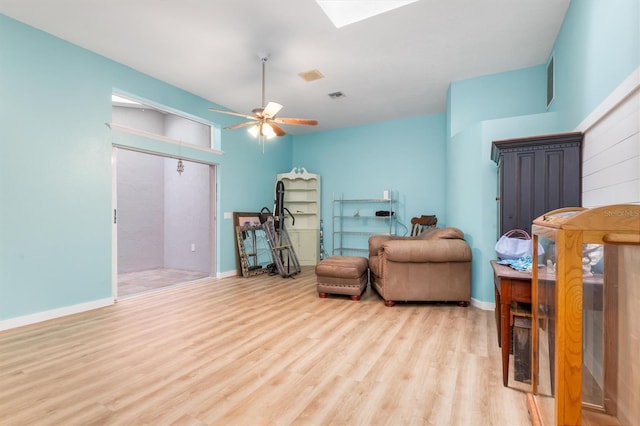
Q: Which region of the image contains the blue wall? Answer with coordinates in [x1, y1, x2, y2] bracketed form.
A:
[448, 65, 547, 138]
[446, 114, 564, 302]
[0, 14, 290, 321]
[2, 0, 639, 323]
[549, 0, 640, 129]
[444, 0, 639, 305]
[445, 66, 556, 304]
[292, 114, 447, 252]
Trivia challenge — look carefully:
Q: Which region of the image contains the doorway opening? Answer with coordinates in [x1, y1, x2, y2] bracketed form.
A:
[114, 148, 216, 299]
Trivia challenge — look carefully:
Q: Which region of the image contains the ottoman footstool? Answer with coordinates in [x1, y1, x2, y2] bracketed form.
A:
[315, 256, 369, 301]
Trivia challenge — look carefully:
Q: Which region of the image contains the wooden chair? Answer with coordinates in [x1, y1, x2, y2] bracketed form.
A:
[410, 215, 437, 236]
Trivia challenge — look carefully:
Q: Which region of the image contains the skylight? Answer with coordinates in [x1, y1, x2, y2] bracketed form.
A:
[316, 0, 419, 28]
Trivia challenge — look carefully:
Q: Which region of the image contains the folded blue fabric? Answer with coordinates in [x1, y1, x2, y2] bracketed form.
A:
[497, 255, 533, 272]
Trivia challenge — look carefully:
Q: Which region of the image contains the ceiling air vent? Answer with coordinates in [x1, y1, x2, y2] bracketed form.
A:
[298, 69, 325, 82]
[328, 91, 346, 99]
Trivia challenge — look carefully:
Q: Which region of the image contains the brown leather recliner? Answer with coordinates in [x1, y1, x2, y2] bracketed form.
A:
[368, 227, 472, 307]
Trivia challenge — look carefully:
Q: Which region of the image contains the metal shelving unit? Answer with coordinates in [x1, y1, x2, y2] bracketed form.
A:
[332, 194, 397, 255]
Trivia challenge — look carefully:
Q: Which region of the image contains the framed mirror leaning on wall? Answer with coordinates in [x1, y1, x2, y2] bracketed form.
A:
[233, 212, 274, 277]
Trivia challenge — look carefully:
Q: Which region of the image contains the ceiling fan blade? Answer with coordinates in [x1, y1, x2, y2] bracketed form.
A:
[225, 120, 258, 130]
[208, 107, 256, 120]
[273, 117, 319, 126]
[262, 101, 283, 118]
[269, 122, 287, 136]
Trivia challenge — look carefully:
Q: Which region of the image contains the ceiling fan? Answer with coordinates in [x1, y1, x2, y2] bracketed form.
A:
[208, 56, 318, 139]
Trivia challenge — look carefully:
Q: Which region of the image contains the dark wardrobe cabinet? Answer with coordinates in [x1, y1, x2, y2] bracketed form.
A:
[491, 132, 583, 237]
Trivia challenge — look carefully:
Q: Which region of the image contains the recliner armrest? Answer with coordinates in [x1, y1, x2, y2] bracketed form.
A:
[368, 235, 412, 257]
[381, 239, 472, 263]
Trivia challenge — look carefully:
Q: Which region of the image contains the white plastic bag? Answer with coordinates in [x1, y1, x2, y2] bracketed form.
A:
[495, 229, 544, 260]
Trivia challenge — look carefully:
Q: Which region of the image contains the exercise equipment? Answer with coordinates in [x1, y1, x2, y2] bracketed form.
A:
[259, 180, 300, 278]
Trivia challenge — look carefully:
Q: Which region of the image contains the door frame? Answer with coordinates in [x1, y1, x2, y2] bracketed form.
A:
[111, 146, 218, 300]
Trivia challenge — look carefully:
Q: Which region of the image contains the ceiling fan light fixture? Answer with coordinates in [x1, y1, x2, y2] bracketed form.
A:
[248, 122, 277, 140]
[262, 123, 277, 139]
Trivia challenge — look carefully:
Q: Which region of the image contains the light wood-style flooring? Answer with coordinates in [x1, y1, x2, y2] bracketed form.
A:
[118, 268, 210, 298]
[0, 267, 531, 425]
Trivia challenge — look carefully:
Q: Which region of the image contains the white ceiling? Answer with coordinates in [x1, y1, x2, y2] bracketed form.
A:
[0, 0, 570, 134]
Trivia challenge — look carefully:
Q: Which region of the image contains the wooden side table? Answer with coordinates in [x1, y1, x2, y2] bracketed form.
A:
[491, 260, 532, 387]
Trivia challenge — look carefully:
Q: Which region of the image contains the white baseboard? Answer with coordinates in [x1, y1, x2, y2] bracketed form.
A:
[471, 297, 495, 311]
[217, 269, 239, 279]
[0, 297, 114, 331]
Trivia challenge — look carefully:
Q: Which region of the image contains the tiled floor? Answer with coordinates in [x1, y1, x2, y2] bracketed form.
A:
[118, 268, 210, 298]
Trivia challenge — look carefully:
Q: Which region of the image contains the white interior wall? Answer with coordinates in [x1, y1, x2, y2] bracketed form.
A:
[115, 106, 212, 275]
[117, 149, 165, 273]
[579, 69, 640, 207]
[163, 112, 211, 148]
[112, 107, 165, 134]
[576, 69, 640, 409]
[163, 114, 212, 273]
[163, 158, 211, 273]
